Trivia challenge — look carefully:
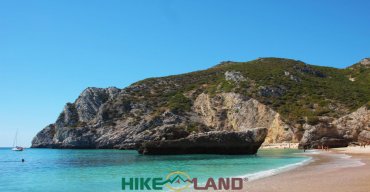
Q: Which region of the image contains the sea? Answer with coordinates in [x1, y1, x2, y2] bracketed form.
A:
[0, 148, 310, 192]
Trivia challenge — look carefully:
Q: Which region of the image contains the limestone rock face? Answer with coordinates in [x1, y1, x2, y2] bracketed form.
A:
[55, 87, 120, 128]
[312, 137, 349, 148]
[53, 126, 96, 148]
[224, 71, 246, 83]
[358, 130, 370, 143]
[334, 106, 370, 140]
[32, 90, 286, 149]
[299, 107, 370, 148]
[32, 87, 121, 148]
[138, 128, 268, 155]
[75, 87, 120, 122]
[31, 124, 56, 148]
[360, 58, 370, 66]
[192, 93, 294, 143]
[55, 103, 79, 128]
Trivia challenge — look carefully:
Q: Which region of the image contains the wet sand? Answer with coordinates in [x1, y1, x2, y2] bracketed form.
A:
[244, 147, 370, 192]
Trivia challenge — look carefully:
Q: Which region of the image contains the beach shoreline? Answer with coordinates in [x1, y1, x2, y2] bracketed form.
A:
[260, 142, 300, 149]
[243, 146, 370, 192]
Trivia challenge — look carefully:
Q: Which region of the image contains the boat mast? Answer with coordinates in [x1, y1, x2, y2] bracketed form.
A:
[13, 129, 18, 147]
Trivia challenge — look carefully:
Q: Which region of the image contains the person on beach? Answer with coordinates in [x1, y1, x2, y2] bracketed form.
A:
[324, 145, 329, 151]
[360, 143, 365, 148]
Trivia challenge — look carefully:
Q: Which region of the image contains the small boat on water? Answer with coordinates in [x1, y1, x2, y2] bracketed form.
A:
[12, 129, 24, 151]
[12, 146, 24, 151]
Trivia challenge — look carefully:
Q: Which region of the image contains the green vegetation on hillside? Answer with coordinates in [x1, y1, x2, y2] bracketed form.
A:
[125, 57, 370, 125]
[167, 93, 192, 113]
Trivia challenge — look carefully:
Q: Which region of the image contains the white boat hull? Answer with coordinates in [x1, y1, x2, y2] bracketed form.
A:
[12, 147, 24, 151]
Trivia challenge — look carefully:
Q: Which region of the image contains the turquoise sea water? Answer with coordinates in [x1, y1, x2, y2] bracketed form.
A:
[0, 148, 308, 192]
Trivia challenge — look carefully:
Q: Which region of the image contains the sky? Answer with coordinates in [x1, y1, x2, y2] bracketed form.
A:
[0, 0, 369, 147]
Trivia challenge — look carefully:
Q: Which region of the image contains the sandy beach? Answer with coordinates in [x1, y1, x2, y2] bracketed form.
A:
[260, 143, 299, 149]
[244, 146, 370, 192]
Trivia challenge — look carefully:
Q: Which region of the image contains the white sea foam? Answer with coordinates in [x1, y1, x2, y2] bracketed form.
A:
[340, 154, 351, 159]
[239, 157, 313, 181]
[301, 149, 320, 155]
[240, 150, 366, 182]
[321, 153, 365, 168]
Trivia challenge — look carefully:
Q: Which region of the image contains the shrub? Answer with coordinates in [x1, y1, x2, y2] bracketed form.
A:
[307, 116, 320, 125]
[167, 93, 192, 113]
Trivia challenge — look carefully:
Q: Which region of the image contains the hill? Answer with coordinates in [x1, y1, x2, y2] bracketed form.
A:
[31, 57, 370, 149]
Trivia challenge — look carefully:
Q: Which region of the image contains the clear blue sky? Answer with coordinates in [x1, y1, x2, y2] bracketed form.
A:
[0, 0, 369, 147]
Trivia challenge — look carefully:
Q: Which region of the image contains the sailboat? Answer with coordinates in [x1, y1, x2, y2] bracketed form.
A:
[12, 129, 24, 151]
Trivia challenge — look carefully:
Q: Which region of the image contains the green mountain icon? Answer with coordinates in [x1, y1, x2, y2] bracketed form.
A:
[162, 175, 193, 185]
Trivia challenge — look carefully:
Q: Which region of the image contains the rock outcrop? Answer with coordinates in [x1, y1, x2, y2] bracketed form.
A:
[55, 87, 120, 128]
[32, 91, 281, 150]
[32, 87, 120, 148]
[75, 87, 120, 122]
[309, 137, 349, 149]
[192, 93, 294, 143]
[31, 124, 56, 148]
[358, 130, 370, 143]
[334, 106, 370, 141]
[299, 107, 370, 148]
[360, 58, 370, 66]
[224, 71, 246, 83]
[138, 128, 268, 155]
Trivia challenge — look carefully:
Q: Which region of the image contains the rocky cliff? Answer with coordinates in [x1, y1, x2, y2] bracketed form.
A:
[192, 93, 293, 143]
[299, 106, 370, 148]
[32, 57, 370, 150]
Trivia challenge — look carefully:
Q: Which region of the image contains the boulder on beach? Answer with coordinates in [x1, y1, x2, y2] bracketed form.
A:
[138, 128, 268, 155]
